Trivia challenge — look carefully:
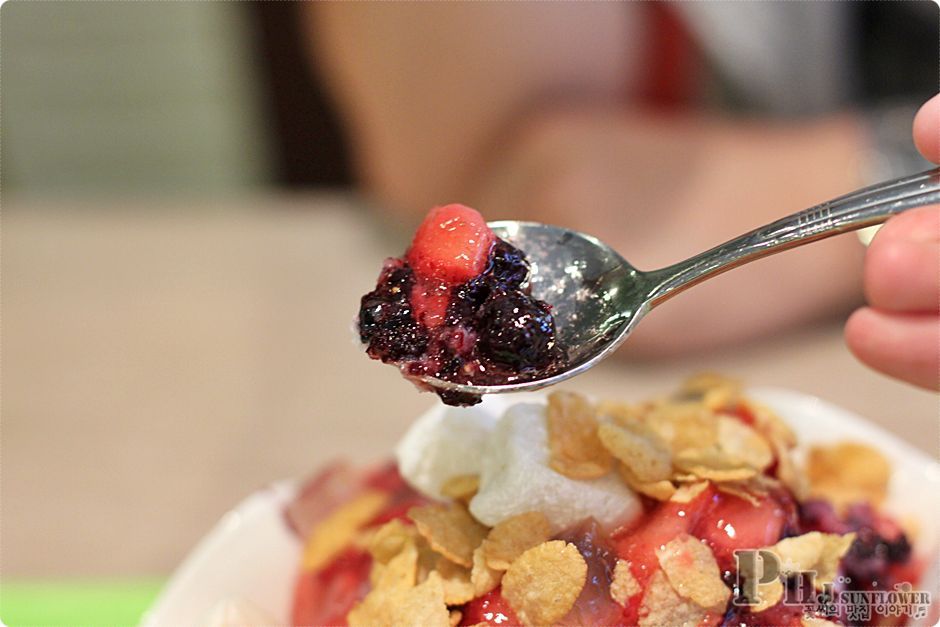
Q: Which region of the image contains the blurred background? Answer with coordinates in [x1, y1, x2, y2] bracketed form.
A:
[1, 2, 937, 625]
[3, 1, 936, 197]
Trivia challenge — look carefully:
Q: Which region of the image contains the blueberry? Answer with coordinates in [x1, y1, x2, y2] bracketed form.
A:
[486, 240, 529, 289]
[476, 289, 558, 370]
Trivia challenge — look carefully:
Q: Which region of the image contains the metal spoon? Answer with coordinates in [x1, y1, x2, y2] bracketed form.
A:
[421, 166, 940, 397]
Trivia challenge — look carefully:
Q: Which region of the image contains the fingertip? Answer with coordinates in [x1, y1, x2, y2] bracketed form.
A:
[844, 307, 877, 361]
[913, 93, 940, 164]
[844, 308, 940, 391]
[873, 205, 940, 243]
[863, 207, 940, 312]
[863, 236, 940, 312]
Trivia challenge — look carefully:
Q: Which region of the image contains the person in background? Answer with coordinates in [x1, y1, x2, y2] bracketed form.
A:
[305, 3, 936, 385]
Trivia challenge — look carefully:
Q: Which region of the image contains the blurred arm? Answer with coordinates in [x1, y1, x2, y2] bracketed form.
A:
[306, 2, 643, 223]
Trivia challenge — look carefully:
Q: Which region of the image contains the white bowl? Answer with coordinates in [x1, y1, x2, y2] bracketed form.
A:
[143, 388, 940, 626]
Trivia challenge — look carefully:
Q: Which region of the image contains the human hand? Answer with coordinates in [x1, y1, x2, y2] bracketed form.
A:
[844, 94, 940, 390]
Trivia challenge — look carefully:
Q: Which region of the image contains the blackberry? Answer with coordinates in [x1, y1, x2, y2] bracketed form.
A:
[359, 299, 428, 362]
[377, 265, 413, 296]
[841, 526, 911, 584]
[799, 499, 849, 534]
[437, 389, 483, 406]
[477, 289, 558, 370]
[486, 240, 529, 289]
[799, 499, 913, 595]
[358, 266, 428, 361]
[445, 278, 491, 327]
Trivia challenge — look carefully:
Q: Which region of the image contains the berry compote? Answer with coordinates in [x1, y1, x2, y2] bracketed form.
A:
[358, 204, 566, 406]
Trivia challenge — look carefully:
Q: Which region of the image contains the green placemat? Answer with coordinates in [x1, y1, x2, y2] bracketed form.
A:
[0, 579, 164, 627]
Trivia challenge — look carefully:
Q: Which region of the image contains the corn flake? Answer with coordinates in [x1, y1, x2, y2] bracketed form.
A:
[370, 539, 419, 590]
[752, 578, 785, 613]
[670, 481, 710, 504]
[369, 519, 419, 564]
[547, 392, 613, 479]
[806, 443, 890, 508]
[347, 570, 450, 627]
[302, 490, 388, 571]
[610, 559, 641, 606]
[736, 555, 785, 613]
[656, 533, 730, 610]
[598, 400, 648, 428]
[703, 387, 739, 412]
[668, 418, 770, 482]
[678, 373, 742, 412]
[598, 421, 673, 483]
[470, 545, 502, 597]
[716, 416, 773, 470]
[747, 400, 797, 449]
[434, 556, 475, 605]
[679, 372, 742, 398]
[770, 531, 856, 588]
[618, 463, 677, 501]
[673, 452, 758, 483]
[638, 569, 706, 627]
[650, 404, 717, 453]
[715, 481, 763, 507]
[409, 503, 488, 568]
[481, 511, 553, 570]
[440, 474, 480, 503]
[417, 538, 443, 583]
[773, 437, 809, 501]
[502, 540, 587, 626]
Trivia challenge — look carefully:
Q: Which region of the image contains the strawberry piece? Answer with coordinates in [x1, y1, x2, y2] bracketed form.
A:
[289, 462, 427, 626]
[292, 547, 372, 626]
[285, 462, 369, 539]
[692, 490, 796, 572]
[614, 489, 709, 588]
[460, 588, 520, 626]
[726, 402, 756, 426]
[410, 279, 451, 328]
[362, 461, 413, 493]
[406, 205, 495, 284]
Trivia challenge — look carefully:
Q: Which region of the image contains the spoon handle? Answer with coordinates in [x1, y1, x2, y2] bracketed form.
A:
[644, 166, 940, 306]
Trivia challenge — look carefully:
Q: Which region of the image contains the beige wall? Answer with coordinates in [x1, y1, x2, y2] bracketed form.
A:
[1, 1, 273, 196]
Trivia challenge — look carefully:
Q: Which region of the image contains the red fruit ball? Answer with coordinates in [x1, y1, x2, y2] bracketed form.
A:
[692, 490, 795, 572]
[406, 204, 495, 284]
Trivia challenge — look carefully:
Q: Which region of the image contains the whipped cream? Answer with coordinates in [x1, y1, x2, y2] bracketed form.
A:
[396, 397, 641, 532]
[395, 398, 502, 500]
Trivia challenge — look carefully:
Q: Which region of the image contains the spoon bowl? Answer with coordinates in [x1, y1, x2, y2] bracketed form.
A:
[420, 166, 940, 397]
[421, 221, 651, 395]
